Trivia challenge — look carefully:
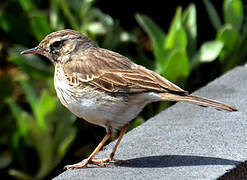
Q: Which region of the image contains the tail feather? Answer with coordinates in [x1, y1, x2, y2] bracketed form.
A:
[159, 93, 238, 112]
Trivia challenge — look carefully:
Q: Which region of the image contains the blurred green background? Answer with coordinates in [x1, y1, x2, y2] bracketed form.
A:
[0, 0, 246, 179]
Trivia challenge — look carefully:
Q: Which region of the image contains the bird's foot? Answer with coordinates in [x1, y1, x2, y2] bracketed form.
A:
[91, 157, 111, 167]
[91, 157, 128, 167]
[64, 158, 90, 170]
[64, 157, 128, 169]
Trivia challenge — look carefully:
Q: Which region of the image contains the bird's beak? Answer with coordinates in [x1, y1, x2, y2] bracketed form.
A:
[21, 47, 43, 55]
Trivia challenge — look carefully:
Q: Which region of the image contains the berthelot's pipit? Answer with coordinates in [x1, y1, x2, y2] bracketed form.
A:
[21, 29, 237, 169]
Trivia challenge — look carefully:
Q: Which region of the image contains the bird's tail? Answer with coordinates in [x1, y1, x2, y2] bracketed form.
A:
[159, 93, 238, 112]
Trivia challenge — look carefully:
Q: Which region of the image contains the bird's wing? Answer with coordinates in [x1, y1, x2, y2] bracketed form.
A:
[63, 48, 187, 94]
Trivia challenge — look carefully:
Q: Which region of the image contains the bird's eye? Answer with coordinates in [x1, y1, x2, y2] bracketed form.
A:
[50, 40, 64, 53]
[52, 41, 62, 48]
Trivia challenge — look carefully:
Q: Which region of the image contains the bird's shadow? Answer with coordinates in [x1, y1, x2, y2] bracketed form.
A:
[117, 155, 241, 168]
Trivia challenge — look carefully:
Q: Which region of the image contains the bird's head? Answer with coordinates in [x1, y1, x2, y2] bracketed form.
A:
[21, 29, 97, 64]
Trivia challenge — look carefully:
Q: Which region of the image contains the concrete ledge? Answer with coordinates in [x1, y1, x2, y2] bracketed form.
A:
[54, 66, 246, 180]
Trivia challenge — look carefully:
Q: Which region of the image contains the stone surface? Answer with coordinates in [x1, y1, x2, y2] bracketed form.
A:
[54, 66, 246, 180]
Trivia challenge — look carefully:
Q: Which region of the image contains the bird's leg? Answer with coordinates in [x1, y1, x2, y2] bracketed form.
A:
[64, 128, 112, 169]
[64, 124, 129, 169]
[109, 124, 128, 160]
[91, 124, 129, 166]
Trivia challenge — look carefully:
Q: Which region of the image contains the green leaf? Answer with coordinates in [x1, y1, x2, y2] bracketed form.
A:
[19, 0, 36, 11]
[8, 169, 32, 180]
[37, 91, 56, 130]
[165, 7, 187, 52]
[135, 14, 167, 67]
[167, 7, 183, 35]
[50, 0, 65, 30]
[87, 22, 107, 35]
[203, 0, 222, 30]
[52, 103, 77, 158]
[191, 41, 224, 68]
[90, 9, 114, 31]
[11, 132, 21, 150]
[18, 79, 38, 114]
[183, 4, 197, 39]
[217, 24, 240, 61]
[166, 28, 187, 52]
[182, 4, 197, 57]
[199, 41, 224, 61]
[130, 117, 145, 130]
[223, 0, 243, 30]
[136, 14, 165, 49]
[38, 91, 56, 118]
[163, 50, 190, 83]
[79, 0, 96, 21]
[0, 76, 15, 110]
[0, 14, 10, 32]
[102, 21, 122, 50]
[6, 98, 30, 136]
[30, 12, 52, 41]
[58, 128, 76, 157]
[58, 0, 80, 31]
[19, 0, 52, 41]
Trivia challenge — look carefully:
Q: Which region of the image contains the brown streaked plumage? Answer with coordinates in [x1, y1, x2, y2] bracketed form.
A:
[21, 29, 237, 169]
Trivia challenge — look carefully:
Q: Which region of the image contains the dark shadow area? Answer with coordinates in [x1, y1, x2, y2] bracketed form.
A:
[218, 160, 247, 180]
[119, 155, 241, 168]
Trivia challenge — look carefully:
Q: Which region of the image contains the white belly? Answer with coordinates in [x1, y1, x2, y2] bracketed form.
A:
[55, 87, 148, 129]
[54, 68, 161, 130]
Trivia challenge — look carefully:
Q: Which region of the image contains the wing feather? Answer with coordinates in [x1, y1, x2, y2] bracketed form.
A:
[63, 48, 187, 94]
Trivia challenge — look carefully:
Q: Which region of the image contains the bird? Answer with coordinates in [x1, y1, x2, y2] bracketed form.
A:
[21, 29, 237, 169]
